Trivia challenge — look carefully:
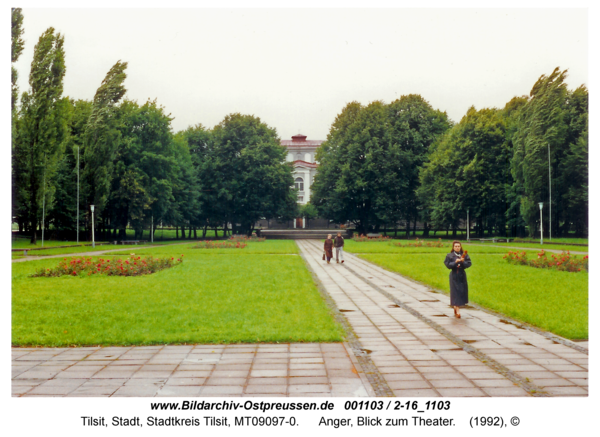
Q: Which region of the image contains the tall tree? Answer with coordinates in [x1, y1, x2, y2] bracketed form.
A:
[511, 67, 587, 237]
[48, 99, 93, 236]
[181, 124, 213, 236]
[558, 85, 588, 237]
[16, 27, 67, 243]
[82, 61, 127, 235]
[388, 95, 451, 235]
[11, 8, 25, 231]
[205, 113, 296, 235]
[11, 8, 25, 113]
[502, 96, 529, 237]
[419, 107, 510, 237]
[313, 98, 449, 234]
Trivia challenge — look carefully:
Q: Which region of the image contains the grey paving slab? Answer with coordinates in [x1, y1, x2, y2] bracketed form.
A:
[12, 342, 368, 397]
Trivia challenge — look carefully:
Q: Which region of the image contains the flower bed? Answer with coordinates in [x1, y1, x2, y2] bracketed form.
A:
[393, 238, 444, 248]
[503, 250, 588, 272]
[352, 234, 391, 242]
[229, 235, 265, 242]
[193, 241, 247, 249]
[31, 255, 183, 277]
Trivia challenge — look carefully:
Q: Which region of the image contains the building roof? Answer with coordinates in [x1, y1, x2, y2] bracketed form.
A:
[293, 160, 318, 169]
[281, 134, 324, 148]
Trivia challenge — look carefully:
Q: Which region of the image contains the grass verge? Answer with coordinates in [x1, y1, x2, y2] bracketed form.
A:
[12, 241, 341, 346]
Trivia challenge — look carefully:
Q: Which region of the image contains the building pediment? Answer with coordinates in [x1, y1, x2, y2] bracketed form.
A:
[293, 160, 318, 169]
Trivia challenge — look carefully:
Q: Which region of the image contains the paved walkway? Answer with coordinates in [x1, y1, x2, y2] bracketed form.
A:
[12, 240, 587, 397]
[12, 343, 371, 397]
[12, 244, 181, 263]
[297, 240, 588, 397]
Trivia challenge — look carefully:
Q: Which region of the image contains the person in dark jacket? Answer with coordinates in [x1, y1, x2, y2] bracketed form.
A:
[334, 232, 345, 264]
[443, 240, 472, 318]
[324, 234, 334, 264]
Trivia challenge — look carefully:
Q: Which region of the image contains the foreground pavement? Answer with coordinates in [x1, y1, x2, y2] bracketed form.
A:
[12, 240, 587, 397]
[297, 240, 588, 397]
[12, 343, 371, 397]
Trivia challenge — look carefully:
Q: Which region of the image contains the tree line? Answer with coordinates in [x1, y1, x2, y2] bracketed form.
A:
[11, 10, 297, 244]
[311, 70, 588, 238]
[12, 9, 588, 242]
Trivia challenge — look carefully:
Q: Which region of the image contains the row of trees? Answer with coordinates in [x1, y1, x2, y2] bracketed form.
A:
[312, 70, 588, 238]
[11, 11, 297, 243]
[12, 9, 587, 241]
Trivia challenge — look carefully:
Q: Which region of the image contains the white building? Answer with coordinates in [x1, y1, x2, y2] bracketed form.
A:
[282, 134, 323, 205]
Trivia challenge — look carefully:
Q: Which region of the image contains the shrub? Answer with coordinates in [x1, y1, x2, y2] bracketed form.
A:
[229, 235, 265, 242]
[393, 238, 444, 248]
[31, 255, 184, 278]
[193, 241, 247, 249]
[352, 234, 391, 242]
[504, 250, 588, 272]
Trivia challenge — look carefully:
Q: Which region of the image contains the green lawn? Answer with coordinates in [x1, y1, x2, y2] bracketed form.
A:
[513, 237, 588, 245]
[344, 240, 510, 254]
[12, 241, 342, 346]
[107, 239, 299, 256]
[344, 239, 587, 255]
[352, 247, 588, 339]
[469, 241, 588, 253]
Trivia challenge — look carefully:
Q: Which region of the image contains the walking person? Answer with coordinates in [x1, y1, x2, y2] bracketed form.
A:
[334, 232, 345, 263]
[324, 234, 334, 264]
[443, 240, 472, 318]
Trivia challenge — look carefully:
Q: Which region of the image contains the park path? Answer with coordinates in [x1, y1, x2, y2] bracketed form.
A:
[11, 243, 186, 263]
[296, 240, 588, 397]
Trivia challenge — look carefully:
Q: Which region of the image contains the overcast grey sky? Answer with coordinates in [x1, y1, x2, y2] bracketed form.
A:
[14, 8, 587, 141]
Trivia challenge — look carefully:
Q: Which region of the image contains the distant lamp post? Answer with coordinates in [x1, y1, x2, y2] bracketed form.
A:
[76, 146, 80, 244]
[90, 205, 95, 248]
[467, 209, 470, 242]
[548, 143, 552, 242]
[538, 202, 543, 245]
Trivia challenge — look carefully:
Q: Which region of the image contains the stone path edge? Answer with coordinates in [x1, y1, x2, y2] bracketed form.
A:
[297, 247, 394, 397]
[351, 253, 588, 355]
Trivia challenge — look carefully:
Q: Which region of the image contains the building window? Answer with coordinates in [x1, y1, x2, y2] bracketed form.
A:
[295, 177, 304, 191]
[298, 196, 303, 202]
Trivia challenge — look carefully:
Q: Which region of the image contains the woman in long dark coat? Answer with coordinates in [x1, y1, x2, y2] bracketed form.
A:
[444, 241, 472, 318]
[324, 234, 334, 264]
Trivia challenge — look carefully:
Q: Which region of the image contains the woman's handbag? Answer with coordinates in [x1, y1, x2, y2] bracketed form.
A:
[322, 252, 326, 260]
